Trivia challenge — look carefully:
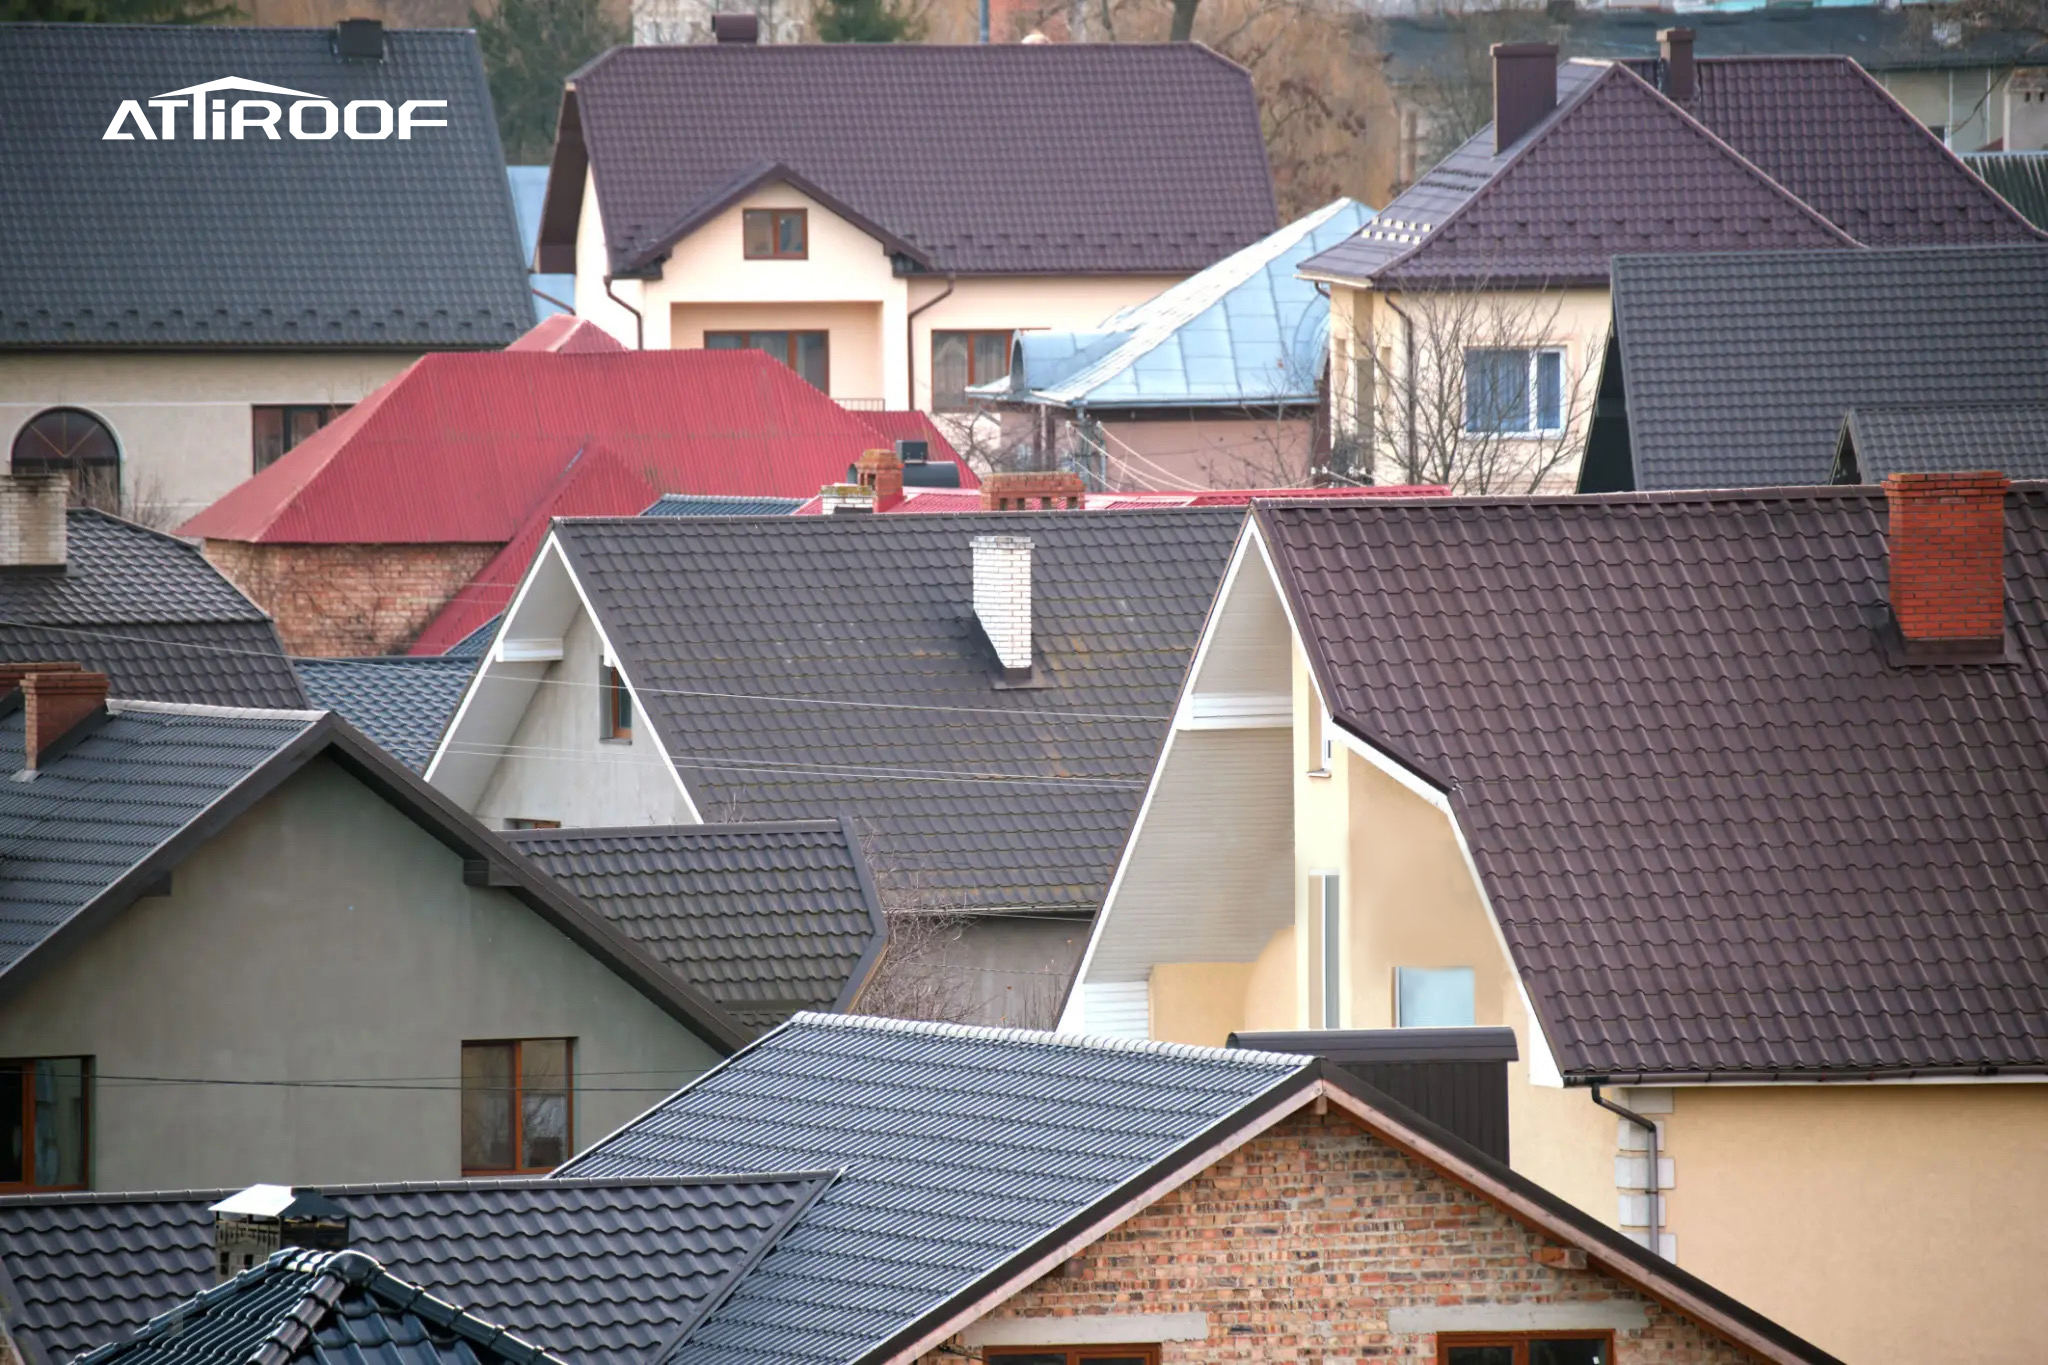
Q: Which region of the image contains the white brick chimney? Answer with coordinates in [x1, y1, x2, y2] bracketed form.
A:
[972, 535, 1034, 678]
[0, 474, 68, 568]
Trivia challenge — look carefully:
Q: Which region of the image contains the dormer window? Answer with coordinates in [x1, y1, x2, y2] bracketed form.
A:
[743, 208, 807, 259]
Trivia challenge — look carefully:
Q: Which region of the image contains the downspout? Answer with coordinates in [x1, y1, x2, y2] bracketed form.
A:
[1591, 1084, 1662, 1260]
[1382, 290, 1417, 483]
[905, 274, 956, 412]
[603, 275, 644, 350]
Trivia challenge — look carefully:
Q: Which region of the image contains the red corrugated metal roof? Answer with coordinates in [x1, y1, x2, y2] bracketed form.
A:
[180, 348, 889, 544]
[506, 316, 628, 353]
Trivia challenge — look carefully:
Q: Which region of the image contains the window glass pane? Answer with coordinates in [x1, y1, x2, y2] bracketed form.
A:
[793, 332, 829, 390]
[743, 210, 773, 258]
[972, 331, 1012, 387]
[985, 1356, 1064, 1365]
[1446, 1349, 1515, 1365]
[461, 1043, 515, 1170]
[1397, 966, 1476, 1027]
[1464, 349, 1531, 432]
[520, 1039, 571, 1170]
[931, 332, 970, 411]
[33, 1059, 86, 1187]
[1531, 1340, 1607, 1365]
[705, 331, 747, 350]
[252, 406, 286, 472]
[1535, 350, 1564, 431]
[778, 211, 806, 256]
[286, 406, 327, 452]
[0, 1065, 23, 1184]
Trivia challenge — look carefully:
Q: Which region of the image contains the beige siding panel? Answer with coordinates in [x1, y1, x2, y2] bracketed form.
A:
[1189, 552, 1292, 698]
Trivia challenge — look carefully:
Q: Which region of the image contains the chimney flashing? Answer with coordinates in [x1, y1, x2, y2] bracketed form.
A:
[1883, 471, 2011, 665]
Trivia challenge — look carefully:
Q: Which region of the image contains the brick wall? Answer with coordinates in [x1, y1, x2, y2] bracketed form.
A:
[936, 1110, 1763, 1365]
[204, 540, 498, 657]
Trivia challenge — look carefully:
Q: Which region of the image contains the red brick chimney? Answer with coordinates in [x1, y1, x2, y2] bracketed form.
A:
[1493, 43, 1559, 153]
[1885, 471, 2009, 657]
[18, 665, 109, 770]
[856, 448, 905, 510]
[980, 471, 1086, 511]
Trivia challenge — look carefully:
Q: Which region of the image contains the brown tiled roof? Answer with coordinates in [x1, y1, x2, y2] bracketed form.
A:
[1257, 488, 2048, 1081]
[546, 44, 1277, 278]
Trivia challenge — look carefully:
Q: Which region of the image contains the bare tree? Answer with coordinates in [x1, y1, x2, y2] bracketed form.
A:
[75, 469, 182, 533]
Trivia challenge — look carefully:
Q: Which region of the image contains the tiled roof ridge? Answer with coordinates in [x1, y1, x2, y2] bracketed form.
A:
[555, 505, 1246, 529]
[0, 1171, 840, 1209]
[1276, 481, 2048, 512]
[1849, 398, 2048, 415]
[504, 818, 850, 841]
[105, 699, 328, 722]
[589, 38, 1255, 61]
[1617, 241, 2048, 269]
[780, 1008, 1313, 1068]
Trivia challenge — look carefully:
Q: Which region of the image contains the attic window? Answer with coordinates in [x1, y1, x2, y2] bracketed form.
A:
[0, 1058, 90, 1192]
[461, 1039, 571, 1174]
[743, 208, 807, 259]
[601, 664, 633, 741]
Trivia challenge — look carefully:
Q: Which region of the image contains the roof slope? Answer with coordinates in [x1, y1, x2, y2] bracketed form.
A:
[294, 655, 477, 770]
[1965, 151, 2048, 230]
[1598, 246, 2048, 490]
[1257, 489, 2048, 1080]
[551, 509, 1242, 916]
[179, 350, 886, 545]
[0, 511, 307, 708]
[0, 24, 529, 351]
[0, 1175, 829, 1365]
[644, 495, 807, 517]
[506, 821, 887, 1032]
[1836, 403, 2048, 483]
[554, 44, 1276, 277]
[991, 199, 1373, 410]
[558, 1013, 1308, 1365]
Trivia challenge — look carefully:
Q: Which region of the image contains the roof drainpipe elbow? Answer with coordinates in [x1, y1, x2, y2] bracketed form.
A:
[602, 275, 644, 350]
[1592, 1083, 1664, 1261]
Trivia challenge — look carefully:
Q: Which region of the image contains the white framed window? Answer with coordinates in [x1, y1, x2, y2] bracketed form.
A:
[1464, 347, 1565, 434]
[1312, 872, 1342, 1029]
[1396, 966, 1476, 1028]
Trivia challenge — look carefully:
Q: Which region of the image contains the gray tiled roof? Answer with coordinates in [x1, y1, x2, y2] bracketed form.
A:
[295, 655, 477, 771]
[507, 822, 886, 1034]
[644, 495, 805, 518]
[1589, 246, 2048, 491]
[0, 24, 531, 350]
[0, 1175, 832, 1365]
[559, 1013, 1309, 1365]
[1835, 404, 2048, 483]
[0, 511, 307, 708]
[552, 510, 1243, 916]
[1257, 489, 2048, 1080]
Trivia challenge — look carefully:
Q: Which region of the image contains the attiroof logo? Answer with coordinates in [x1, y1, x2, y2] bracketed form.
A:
[103, 77, 447, 141]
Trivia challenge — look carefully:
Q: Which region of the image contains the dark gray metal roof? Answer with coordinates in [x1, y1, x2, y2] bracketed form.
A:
[505, 821, 887, 1033]
[552, 510, 1243, 917]
[0, 1175, 830, 1365]
[0, 23, 530, 350]
[294, 655, 476, 771]
[558, 1013, 1309, 1365]
[643, 495, 805, 518]
[0, 511, 307, 708]
[1835, 403, 2048, 483]
[1589, 246, 2048, 491]
[1967, 151, 2048, 230]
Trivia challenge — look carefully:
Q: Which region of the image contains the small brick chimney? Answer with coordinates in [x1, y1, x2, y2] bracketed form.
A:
[1493, 43, 1559, 153]
[711, 12, 759, 42]
[979, 471, 1086, 511]
[856, 448, 905, 509]
[17, 665, 109, 770]
[1659, 28, 1696, 103]
[1885, 471, 2009, 658]
[972, 535, 1034, 679]
[0, 474, 69, 569]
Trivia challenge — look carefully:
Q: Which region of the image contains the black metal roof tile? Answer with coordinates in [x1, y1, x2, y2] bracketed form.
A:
[1835, 403, 2048, 484]
[295, 656, 476, 771]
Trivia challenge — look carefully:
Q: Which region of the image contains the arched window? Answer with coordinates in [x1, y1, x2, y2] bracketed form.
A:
[10, 408, 119, 507]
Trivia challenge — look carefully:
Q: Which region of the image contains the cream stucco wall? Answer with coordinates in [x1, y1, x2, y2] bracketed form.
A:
[0, 351, 417, 524]
[0, 755, 721, 1191]
[1099, 415, 1316, 492]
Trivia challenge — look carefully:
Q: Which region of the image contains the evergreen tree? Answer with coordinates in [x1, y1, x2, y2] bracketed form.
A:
[473, 0, 625, 164]
[813, 0, 922, 44]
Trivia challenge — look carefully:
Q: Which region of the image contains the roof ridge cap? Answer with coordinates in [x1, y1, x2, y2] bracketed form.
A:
[784, 1009, 1311, 1068]
[107, 699, 327, 722]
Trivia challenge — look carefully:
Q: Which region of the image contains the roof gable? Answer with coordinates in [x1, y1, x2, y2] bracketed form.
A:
[0, 24, 530, 351]
[553, 44, 1277, 277]
[1835, 403, 2048, 484]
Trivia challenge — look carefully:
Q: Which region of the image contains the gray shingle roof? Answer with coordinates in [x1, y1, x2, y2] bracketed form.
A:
[506, 822, 886, 1034]
[558, 1013, 1309, 1365]
[1835, 403, 2048, 483]
[551, 510, 1243, 916]
[0, 511, 307, 708]
[1587, 246, 2048, 492]
[644, 495, 805, 517]
[0, 1174, 832, 1365]
[0, 23, 531, 350]
[294, 655, 476, 771]
[1256, 489, 2048, 1080]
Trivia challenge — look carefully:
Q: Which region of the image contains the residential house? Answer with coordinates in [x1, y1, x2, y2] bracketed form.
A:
[0, 22, 532, 524]
[1300, 33, 2043, 492]
[427, 507, 1247, 1025]
[177, 330, 954, 655]
[1063, 481, 2048, 1362]
[0, 476, 305, 709]
[294, 655, 478, 770]
[537, 40, 1278, 420]
[1578, 246, 2048, 492]
[975, 200, 1373, 491]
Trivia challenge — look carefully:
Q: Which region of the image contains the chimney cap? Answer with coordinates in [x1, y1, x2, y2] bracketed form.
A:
[711, 12, 760, 43]
[333, 17, 385, 60]
[211, 1184, 351, 1220]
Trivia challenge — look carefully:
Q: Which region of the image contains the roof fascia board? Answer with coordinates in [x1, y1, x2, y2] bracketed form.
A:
[1586, 1069, 2048, 1087]
[832, 815, 893, 1013]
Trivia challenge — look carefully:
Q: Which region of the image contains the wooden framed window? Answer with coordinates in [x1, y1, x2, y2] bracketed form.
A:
[930, 329, 1014, 411]
[986, 1347, 1160, 1365]
[601, 663, 632, 741]
[252, 404, 347, 473]
[743, 208, 808, 259]
[460, 1039, 571, 1175]
[12, 408, 119, 507]
[1463, 348, 1564, 434]
[705, 330, 829, 391]
[1438, 1332, 1613, 1365]
[0, 1057, 91, 1192]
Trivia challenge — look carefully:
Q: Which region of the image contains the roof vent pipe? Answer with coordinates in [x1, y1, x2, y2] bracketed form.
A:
[0, 474, 68, 569]
[972, 535, 1034, 680]
[1492, 42, 1559, 153]
[1885, 471, 2009, 658]
[711, 12, 760, 42]
[333, 18, 385, 60]
[1658, 28, 1696, 102]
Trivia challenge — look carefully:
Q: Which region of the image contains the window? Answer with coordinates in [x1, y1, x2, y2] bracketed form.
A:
[1312, 872, 1341, 1029]
[11, 408, 119, 506]
[705, 330, 829, 391]
[1464, 348, 1564, 434]
[0, 1058, 90, 1192]
[987, 1348, 1160, 1365]
[930, 330, 1014, 411]
[601, 663, 632, 741]
[504, 817, 561, 830]
[1397, 966, 1477, 1028]
[252, 404, 347, 473]
[742, 208, 808, 259]
[1439, 1333, 1611, 1365]
[460, 1039, 571, 1174]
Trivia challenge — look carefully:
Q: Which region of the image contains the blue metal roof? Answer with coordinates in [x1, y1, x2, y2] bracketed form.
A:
[986, 199, 1373, 411]
[509, 166, 575, 322]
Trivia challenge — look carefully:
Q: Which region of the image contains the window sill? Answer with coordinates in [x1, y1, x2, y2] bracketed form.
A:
[1307, 768, 1332, 780]
[600, 734, 633, 746]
